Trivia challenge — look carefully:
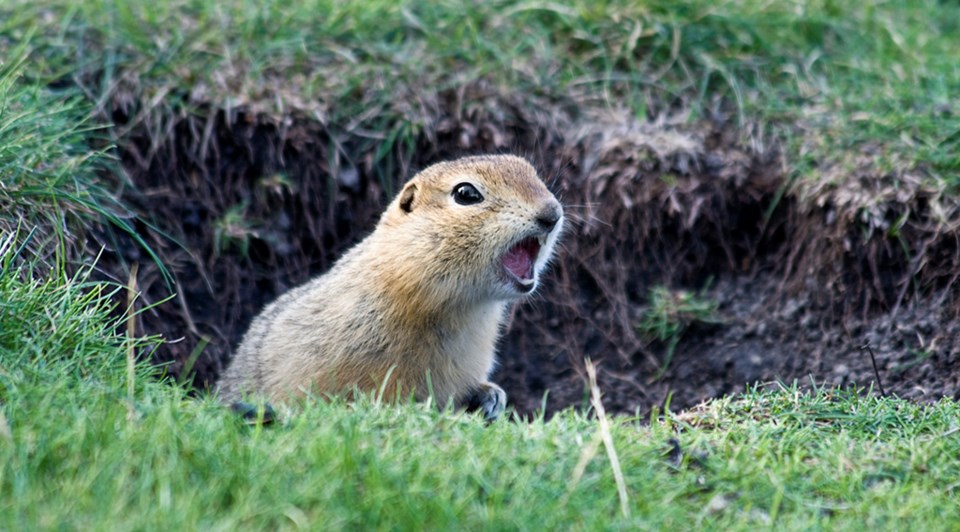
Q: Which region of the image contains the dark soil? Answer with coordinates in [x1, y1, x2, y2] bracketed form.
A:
[99, 90, 960, 417]
[501, 274, 960, 417]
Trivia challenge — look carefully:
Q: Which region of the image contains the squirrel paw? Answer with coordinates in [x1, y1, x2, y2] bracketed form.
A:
[462, 382, 507, 422]
[229, 401, 277, 425]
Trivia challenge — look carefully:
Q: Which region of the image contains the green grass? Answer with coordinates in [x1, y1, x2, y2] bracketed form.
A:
[2, 0, 958, 181]
[0, 55, 106, 244]
[0, 54, 166, 279]
[2, 235, 958, 528]
[1, 244, 958, 528]
[2, 254, 959, 529]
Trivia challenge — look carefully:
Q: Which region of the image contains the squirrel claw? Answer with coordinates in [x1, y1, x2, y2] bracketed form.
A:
[230, 401, 277, 425]
[463, 382, 507, 422]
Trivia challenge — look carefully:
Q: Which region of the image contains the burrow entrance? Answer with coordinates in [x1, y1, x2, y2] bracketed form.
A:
[100, 89, 960, 417]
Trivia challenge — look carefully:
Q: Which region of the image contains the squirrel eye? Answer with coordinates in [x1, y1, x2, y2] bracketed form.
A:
[452, 182, 484, 205]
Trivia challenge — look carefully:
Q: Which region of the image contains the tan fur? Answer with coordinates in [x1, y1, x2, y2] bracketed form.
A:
[217, 155, 564, 411]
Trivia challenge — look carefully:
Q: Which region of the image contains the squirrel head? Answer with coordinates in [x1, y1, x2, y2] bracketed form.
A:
[381, 155, 564, 302]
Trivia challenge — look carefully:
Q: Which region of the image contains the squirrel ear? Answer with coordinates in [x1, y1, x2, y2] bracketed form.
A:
[399, 183, 418, 213]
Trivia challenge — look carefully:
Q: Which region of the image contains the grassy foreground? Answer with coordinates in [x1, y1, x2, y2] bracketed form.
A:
[1, 240, 959, 528]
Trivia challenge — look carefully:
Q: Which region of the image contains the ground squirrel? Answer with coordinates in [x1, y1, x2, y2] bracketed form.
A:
[217, 154, 564, 420]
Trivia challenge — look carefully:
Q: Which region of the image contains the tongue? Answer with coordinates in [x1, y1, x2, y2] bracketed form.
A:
[503, 238, 539, 281]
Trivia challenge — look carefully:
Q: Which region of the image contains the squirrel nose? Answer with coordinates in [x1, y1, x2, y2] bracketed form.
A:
[535, 204, 562, 232]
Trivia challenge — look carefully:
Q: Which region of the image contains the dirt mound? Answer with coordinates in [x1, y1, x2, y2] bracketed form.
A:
[100, 87, 960, 416]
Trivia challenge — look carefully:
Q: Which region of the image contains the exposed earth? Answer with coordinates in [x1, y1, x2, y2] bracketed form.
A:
[100, 90, 960, 417]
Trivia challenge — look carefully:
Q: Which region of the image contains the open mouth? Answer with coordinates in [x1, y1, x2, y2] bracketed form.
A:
[501, 236, 542, 292]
